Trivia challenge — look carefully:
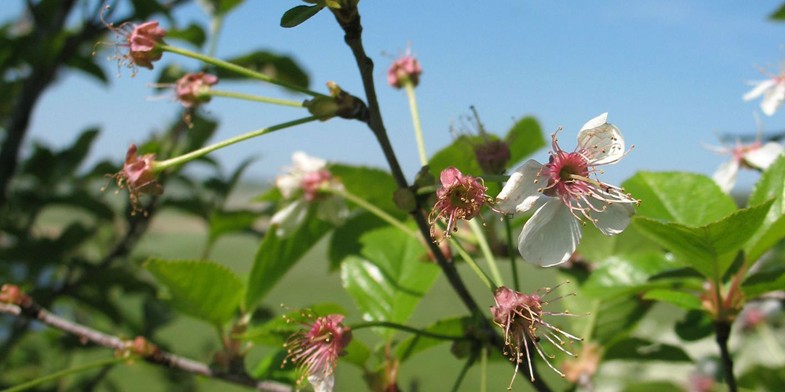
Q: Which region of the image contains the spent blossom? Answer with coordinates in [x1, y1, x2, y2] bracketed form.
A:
[100, 6, 166, 74]
[744, 66, 785, 116]
[283, 314, 352, 392]
[175, 72, 218, 108]
[387, 51, 422, 89]
[271, 152, 346, 237]
[490, 286, 581, 388]
[709, 136, 784, 193]
[428, 167, 489, 241]
[106, 144, 162, 215]
[495, 113, 639, 267]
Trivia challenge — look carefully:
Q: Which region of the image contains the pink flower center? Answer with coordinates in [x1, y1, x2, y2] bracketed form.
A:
[542, 150, 590, 199]
[301, 170, 333, 201]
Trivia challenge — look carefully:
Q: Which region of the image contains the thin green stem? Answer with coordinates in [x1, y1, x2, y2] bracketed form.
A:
[207, 15, 223, 58]
[2, 356, 123, 392]
[207, 89, 304, 108]
[468, 219, 503, 287]
[504, 216, 520, 291]
[158, 44, 324, 97]
[350, 321, 467, 341]
[333, 188, 419, 240]
[404, 82, 428, 167]
[582, 299, 601, 343]
[154, 116, 319, 172]
[451, 350, 478, 392]
[480, 345, 488, 392]
[451, 237, 496, 291]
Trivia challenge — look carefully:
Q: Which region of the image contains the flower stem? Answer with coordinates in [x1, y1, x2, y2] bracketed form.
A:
[451, 237, 496, 291]
[207, 15, 223, 58]
[350, 321, 467, 341]
[468, 219, 503, 288]
[333, 188, 419, 240]
[503, 216, 520, 291]
[154, 116, 319, 172]
[4, 356, 123, 392]
[451, 352, 476, 392]
[207, 89, 305, 108]
[158, 44, 324, 97]
[404, 82, 428, 167]
[715, 320, 738, 392]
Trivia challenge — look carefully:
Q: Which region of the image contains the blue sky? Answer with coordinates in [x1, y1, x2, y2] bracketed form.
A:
[6, 1, 785, 190]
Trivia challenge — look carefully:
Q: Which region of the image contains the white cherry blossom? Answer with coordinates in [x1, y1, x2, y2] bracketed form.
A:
[496, 113, 639, 267]
[270, 151, 346, 237]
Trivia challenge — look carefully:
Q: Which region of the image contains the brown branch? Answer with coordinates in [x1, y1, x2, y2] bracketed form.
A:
[0, 290, 291, 392]
[330, 5, 552, 391]
[715, 321, 738, 392]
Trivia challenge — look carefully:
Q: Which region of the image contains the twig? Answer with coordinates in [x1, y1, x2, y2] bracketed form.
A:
[715, 321, 738, 392]
[330, 5, 552, 391]
[0, 297, 291, 392]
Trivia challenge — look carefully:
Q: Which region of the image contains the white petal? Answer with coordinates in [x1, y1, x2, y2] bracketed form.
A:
[577, 116, 625, 165]
[495, 160, 545, 214]
[275, 174, 301, 198]
[518, 199, 582, 267]
[590, 201, 635, 235]
[712, 160, 739, 193]
[744, 142, 784, 169]
[580, 112, 608, 132]
[308, 373, 335, 392]
[270, 199, 308, 237]
[743, 79, 776, 101]
[760, 81, 785, 116]
[292, 151, 326, 172]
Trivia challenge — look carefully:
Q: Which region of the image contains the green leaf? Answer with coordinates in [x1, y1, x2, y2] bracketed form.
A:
[739, 365, 785, 390]
[428, 135, 485, 179]
[505, 116, 545, 166]
[578, 222, 660, 263]
[581, 253, 679, 299]
[770, 3, 785, 20]
[65, 54, 108, 84]
[427, 136, 502, 197]
[634, 200, 773, 279]
[59, 127, 99, 175]
[675, 310, 713, 341]
[590, 296, 653, 347]
[143, 259, 245, 326]
[166, 24, 207, 48]
[202, 0, 246, 16]
[745, 155, 785, 262]
[343, 338, 371, 369]
[395, 317, 468, 361]
[249, 349, 296, 382]
[340, 227, 439, 339]
[603, 337, 692, 362]
[330, 164, 403, 219]
[623, 172, 736, 226]
[281, 5, 324, 28]
[329, 212, 387, 271]
[742, 260, 785, 299]
[623, 381, 686, 392]
[131, 0, 170, 19]
[245, 206, 333, 308]
[642, 289, 702, 311]
[208, 209, 259, 243]
[215, 50, 310, 89]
